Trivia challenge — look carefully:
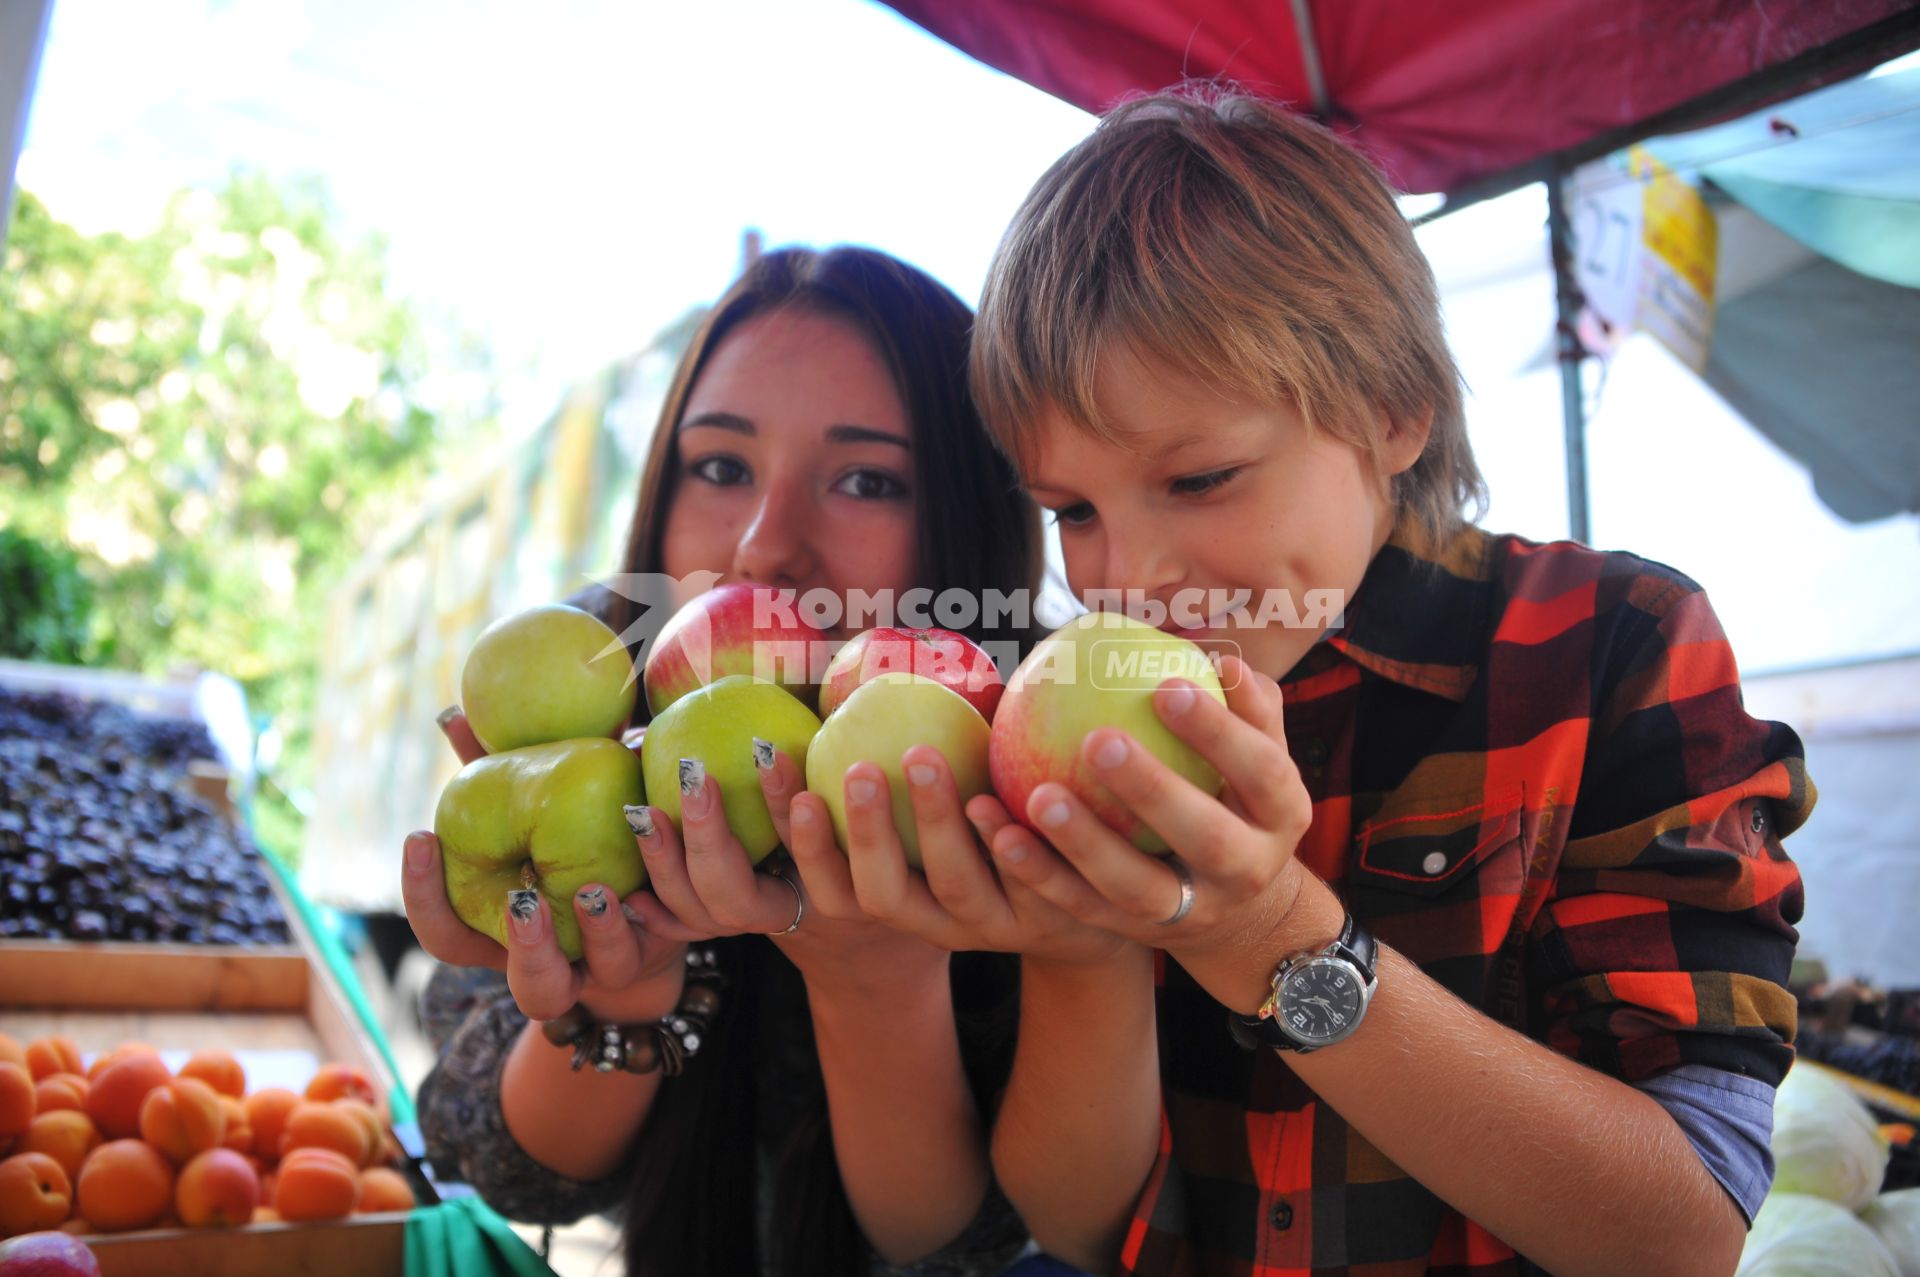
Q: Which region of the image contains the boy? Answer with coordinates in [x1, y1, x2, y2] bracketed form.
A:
[843, 87, 1808, 1277]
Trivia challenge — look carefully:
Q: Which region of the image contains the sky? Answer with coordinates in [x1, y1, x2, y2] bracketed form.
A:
[17, 0, 1920, 677]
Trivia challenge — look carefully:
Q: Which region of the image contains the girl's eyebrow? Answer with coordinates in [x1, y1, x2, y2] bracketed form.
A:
[676, 414, 907, 451]
[824, 424, 910, 449]
[677, 411, 753, 435]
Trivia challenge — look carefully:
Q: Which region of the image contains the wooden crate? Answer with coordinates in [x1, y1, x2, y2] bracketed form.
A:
[0, 901, 427, 1274]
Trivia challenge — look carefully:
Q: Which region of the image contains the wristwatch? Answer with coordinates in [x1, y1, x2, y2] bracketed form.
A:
[1228, 914, 1377, 1053]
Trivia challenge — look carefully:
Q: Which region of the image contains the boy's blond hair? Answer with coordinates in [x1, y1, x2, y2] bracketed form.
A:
[973, 84, 1485, 555]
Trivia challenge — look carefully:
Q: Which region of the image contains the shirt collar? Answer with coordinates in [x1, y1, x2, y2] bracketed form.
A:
[1315, 523, 1496, 703]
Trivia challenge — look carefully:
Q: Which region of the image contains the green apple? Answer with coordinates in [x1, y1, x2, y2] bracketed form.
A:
[806, 673, 991, 869]
[989, 611, 1227, 854]
[435, 737, 646, 960]
[461, 604, 637, 754]
[641, 675, 821, 864]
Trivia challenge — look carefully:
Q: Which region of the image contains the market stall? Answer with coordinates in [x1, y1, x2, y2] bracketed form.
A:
[0, 667, 549, 1276]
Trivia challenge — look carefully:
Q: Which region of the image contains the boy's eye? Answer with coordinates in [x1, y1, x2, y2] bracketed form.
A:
[688, 455, 750, 486]
[832, 468, 910, 501]
[1048, 502, 1096, 528]
[1170, 466, 1242, 497]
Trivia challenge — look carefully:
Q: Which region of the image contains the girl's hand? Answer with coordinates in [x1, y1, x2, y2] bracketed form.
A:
[790, 748, 1134, 969]
[403, 829, 687, 1022]
[987, 654, 1323, 1005]
[402, 707, 686, 1023]
[632, 747, 950, 1000]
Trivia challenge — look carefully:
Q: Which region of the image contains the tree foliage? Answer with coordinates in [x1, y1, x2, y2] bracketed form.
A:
[0, 177, 491, 850]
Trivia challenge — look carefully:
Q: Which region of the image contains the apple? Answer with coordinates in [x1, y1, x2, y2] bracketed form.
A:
[460, 604, 636, 754]
[817, 627, 1004, 722]
[0, 1232, 101, 1277]
[434, 737, 646, 960]
[805, 673, 991, 868]
[641, 675, 821, 864]
[643, 583, 828, 716]
[990, 612, 1228, 854]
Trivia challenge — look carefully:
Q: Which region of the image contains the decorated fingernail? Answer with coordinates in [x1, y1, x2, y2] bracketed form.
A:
[624, 804, 655, 839]
[577, 886, 608, 917]
[1093, 737, 1128, 769]
[507, 889, 540, 940]
[435, 704, 463, 729]
[678, 758, 706, 796]
[1038, 802, 1070, 828]
[622, 903, 644, 926]
[907, 764, 938, 787]
[752, 737, 775, 771]
[848, 778, 878, 804]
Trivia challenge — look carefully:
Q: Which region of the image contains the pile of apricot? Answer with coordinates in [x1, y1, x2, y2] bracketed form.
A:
[0, 1034, 416, 1236]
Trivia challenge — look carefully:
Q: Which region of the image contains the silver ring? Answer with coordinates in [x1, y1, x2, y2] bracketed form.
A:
[1154, 856, 1194, 926]
[772, 874, 805, 936]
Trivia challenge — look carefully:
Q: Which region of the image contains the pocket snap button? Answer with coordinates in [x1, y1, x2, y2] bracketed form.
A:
[1422, 851, 1448, 876]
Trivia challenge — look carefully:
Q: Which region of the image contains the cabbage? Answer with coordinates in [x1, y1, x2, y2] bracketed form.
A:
[1737, 1192, 1900, 1276]
[1771, 1062, 1891, 1210]
[1862, 1189, 1920, 1277]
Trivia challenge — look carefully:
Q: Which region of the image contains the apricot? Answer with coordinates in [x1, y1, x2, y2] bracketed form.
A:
[84, 1043, 157, 1083]
[332, 1100, 386, 1169]
[17, 1111, 100, 1183]
[174, 1148, 259, 1228]
[272, 1146, 358, 1222]
[279, 1102, 370, 1167]
[0, 1065, 33, 1143]
[355, 1166, 416, 1214]
[252, 1204, 281, 1223]
[74, 1139, 172, 1233]
[0, 1037, 24, 1072]
[59, 1214, 95, 1235]
[304, 1064, 379, 1110]
[0, 1151, 72, 1237]
[139, 1078, 226, 1164]
[219, 1097, 252, 1155]
[84, 1054, 170, 1141]
[242, 1088, 299, 1163]
[23, 1039, 82, 1082]
[177, 1050, 246, 1100]
[33, 1073, 88, 1115]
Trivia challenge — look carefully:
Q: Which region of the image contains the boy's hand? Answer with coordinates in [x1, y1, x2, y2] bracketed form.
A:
[790, 749, 1134, 968]
[989, 654, 1340, 1011]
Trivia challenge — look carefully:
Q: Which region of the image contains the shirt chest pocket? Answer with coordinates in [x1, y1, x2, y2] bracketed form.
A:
[1352, 783, 1527, 897]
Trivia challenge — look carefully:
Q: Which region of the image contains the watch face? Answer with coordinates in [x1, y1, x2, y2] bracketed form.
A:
[1278, 956, 1367, 1046]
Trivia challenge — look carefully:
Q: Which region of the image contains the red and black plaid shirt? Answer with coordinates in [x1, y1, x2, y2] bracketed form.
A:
[1119, 526, 1811, 1277]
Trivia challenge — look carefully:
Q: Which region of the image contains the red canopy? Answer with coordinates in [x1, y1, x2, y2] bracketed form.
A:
[881, 0, 1915, 194]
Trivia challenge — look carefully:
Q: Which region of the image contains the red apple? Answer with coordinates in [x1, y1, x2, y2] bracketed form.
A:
[990, 612, 1227, 854]
[818, 627, 1004, 722]
[643, 583, 828, 716]
[0, 1232, 102, 1277]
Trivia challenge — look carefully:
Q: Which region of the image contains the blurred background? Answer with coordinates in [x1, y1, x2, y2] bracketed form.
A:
[3, 1, 1919, 1267]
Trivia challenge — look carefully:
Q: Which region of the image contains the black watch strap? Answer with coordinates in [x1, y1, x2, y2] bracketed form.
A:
[1227, 914, 1376, 1054]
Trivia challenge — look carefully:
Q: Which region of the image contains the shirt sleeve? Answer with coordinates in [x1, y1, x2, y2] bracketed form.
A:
[1637, 1064, 1777, 1224]
[1530, 573, 1812, 1091]
[867, 1178, 1035, 1277]
[416, 965, 635, 1226]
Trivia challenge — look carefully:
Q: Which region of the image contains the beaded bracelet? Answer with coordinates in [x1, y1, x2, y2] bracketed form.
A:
[540, 946, 724, 1076]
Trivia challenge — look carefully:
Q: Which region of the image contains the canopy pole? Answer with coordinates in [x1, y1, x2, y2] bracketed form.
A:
[1546, 167, 1591, 545]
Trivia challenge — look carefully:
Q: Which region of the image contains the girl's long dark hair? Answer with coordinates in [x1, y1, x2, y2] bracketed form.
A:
[611, 246, 1040, 1277]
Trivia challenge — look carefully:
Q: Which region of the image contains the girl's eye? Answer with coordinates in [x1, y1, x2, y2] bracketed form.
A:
[832, 468, 910, 500]
[688, 455, 750, 486]
[1170, 466, 1242, 497]
[1048, 502, 1095, 529]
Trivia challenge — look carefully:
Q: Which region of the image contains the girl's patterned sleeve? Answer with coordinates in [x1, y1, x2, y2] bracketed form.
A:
[417, 965, 634, 1226]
